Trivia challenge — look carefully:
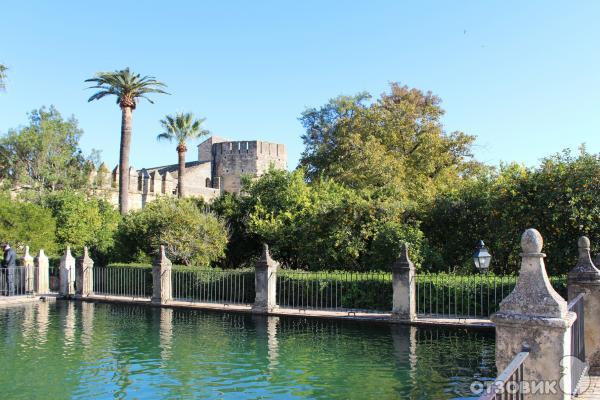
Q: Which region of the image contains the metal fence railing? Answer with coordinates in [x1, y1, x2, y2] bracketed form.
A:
[172, 268, 255, 305]
[480, 348, 529, 400]
[93, 266, 152, 298]
[276, 270, 391, 312]
[569, 293, 586, 395]
[0, 267, 34, 296]
[415, 274, 517, 318]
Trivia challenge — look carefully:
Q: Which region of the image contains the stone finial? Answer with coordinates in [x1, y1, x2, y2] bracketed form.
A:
[256, 244, 278, 270]
[568, 236, 600, 280]
[154, 245, 172, 267]
[392, 243, 414, 271]
[34, 249, 50, 294]
[498, 228, 568, 318]
[520, 228, 543, 255]
[23, 246, 33, 264]
[152, 245, 172, 304]
[63, 246, 73, 260]
[81, 246, 93, 266]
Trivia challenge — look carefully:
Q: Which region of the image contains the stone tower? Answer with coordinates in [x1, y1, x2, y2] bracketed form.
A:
[210, 140, 287, 193]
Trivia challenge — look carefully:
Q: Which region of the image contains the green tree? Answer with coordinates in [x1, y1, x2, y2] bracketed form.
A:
[0, 64, 7, 91]
[422, 147, 600, 275]
[85, 68, 168, 214]
[0, 106, 97, 193]
[299, 83, 478, 206]
[0, 195, 58, 255]
[157, 112, 210, 197]
[222, 168, 424, 271]
[116, 197, 228, 266]
[42, 190, 120, 258]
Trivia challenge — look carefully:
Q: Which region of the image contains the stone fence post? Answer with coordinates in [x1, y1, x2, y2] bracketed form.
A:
[59, 247, 76, 297]
[491, 229, 575, 399]
[568, 236, 600, 374]
[152, 245, 172, 304]
[21, 246, 34, 294]
[34, 249, 49, 294]
[76, 247, 94, 297]
[252, 244, 279, 314]
[391, 244, 416, 321]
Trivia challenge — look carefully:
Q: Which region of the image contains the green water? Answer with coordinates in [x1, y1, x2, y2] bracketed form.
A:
[0, 301, 495, 399]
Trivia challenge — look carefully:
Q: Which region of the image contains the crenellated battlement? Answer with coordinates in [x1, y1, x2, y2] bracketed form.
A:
[92, 136, 286, 209]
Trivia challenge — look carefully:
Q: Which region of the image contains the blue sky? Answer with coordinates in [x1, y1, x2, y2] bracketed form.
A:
[1, 1, 599, 170]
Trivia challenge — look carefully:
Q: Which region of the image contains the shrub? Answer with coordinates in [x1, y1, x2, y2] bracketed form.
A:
[42, 190, 120, 260]
[422, 148, 600, 275]
[0, 195, 58, 255]
[115, 197, 228, 266]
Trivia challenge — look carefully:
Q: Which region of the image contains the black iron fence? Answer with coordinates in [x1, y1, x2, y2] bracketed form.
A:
[172, 268, 254, 305]
[416, 274, 567, 319]
[276, 270, 391, 312]
[0, 267, 34, 296]
[93, 266, 152, 298]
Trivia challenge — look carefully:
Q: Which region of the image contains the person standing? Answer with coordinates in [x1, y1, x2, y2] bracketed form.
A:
[2, 243, 17, 296]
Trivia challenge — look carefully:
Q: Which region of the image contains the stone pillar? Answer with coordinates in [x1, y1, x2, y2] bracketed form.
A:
[34, 249, 49, 294]
[568, 236, 600, 374]
[152, 245, 172, 304]
[252, 244, 279, 314]
[22, 246, 34, 294]
[76, 246, 94, 297]
[391, 244, 416, 321]
[59, 247, 76, 297]
[491, 229, 575, 399]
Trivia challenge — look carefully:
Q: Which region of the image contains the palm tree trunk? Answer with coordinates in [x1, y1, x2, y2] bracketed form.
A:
[178, 148, 186, 198]
[119, 106, 133, 214]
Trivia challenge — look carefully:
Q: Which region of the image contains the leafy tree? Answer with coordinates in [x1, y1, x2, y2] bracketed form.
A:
[157, 112, 210, 197]
[42, 190, 120, 259]
[0, 106, 97, 193]
[422, 147, 600, 275]
[116, 197, 228, 266]
[85, 68, 168, 214]
[299, 83, 478, 206]
[0, 195, 57, 255]
[211, 192, 262, 268]
[220, 168, 424, 271]
[0, 64, 7, 91]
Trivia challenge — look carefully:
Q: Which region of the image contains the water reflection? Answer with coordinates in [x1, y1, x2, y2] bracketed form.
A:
[80, 301, 94, 348]
[159, 308, 173, 361]
[0, 301, 495, 399]
[35, 300, 49, 345]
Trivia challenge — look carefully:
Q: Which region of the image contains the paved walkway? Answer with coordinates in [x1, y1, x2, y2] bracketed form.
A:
[0, 294, 495, 328]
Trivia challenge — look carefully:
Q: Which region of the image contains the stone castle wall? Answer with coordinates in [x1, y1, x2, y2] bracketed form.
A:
[91, 136, 287, 209]
[212, 140, 287, 193]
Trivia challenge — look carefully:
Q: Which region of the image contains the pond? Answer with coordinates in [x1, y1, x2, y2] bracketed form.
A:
[0, 301, 495, 399]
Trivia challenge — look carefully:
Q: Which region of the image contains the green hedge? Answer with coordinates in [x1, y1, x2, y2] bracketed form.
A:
[414, 273, 567, 317]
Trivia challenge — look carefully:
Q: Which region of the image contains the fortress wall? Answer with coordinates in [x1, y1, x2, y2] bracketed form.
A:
[213, 141, 262, 193]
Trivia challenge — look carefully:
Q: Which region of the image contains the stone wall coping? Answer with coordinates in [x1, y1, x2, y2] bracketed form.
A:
[491, 310, 577, 329]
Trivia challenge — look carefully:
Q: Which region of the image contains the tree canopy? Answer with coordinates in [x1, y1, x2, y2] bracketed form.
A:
[157, 112, 209, 146]
[299, 83, 478, 206]
[85, 67, 168, 109]
[0, 106, 98, 193]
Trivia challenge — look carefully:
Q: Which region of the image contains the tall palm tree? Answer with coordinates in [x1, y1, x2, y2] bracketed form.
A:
[0, 64, 8, 91]
[85, 68, 168, 214]
[157, 112, 209, 198]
